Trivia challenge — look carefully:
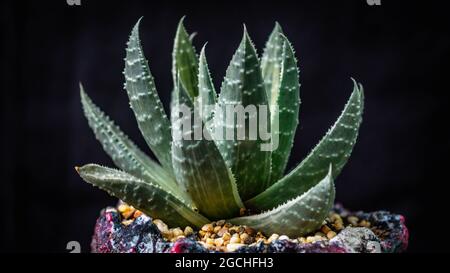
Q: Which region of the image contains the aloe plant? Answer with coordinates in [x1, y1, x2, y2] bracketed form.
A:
[76, 18, 364, 237]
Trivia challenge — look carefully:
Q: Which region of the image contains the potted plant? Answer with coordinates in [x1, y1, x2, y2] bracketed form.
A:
[76, 18, 409, 253]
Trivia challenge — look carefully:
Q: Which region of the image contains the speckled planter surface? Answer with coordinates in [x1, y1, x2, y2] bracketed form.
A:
[91, 204, 408, 253]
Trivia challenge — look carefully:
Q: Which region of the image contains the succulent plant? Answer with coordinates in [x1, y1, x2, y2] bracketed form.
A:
[76, 17, 364, 237]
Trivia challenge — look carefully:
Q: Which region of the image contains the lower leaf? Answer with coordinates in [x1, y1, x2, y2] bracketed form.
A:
[228, 166, 335, 237]
[76, 164, 209, 228]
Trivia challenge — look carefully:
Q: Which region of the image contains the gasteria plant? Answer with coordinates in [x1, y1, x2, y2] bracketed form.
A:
[76, 17, 364, 237]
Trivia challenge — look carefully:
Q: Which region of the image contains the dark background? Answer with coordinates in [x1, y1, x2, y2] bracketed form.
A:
[1, 0, 448, 252]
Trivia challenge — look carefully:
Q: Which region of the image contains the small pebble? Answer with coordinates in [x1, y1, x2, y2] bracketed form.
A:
[327, 231, 337, 239]
[201, 224, 214, 232]
[153, 219, 169, 233]
[359, 220, 371, 228]
[348, 216, 359, 226]
[267, 234, 279, 242]
[227, 243, 246, 252]
[214, 238, 224, 247]
[315, 232, 325, 237]
[133, 210, 143, 218]
[217, 227, 228, 237]
[278, 235, 290, 241]
[122, 219, 133, 226]
[184, 226, 194, 236]
[222, 232, 231, 241]
[230, 234, 241, 244]
[172, 228, 184, 237]
[321, 225, 332, 234]
[240, 233, 254, 244]
[118, 204, 135, 219]
[214, 226, 222, 233]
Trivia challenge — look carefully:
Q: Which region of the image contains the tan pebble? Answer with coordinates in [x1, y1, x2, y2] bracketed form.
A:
[321, 225, 332, 234]
[359, 220, 371, 228]
[210, 234, 216, 239]
[217, 227, 228, 237]
[133, 210, 143, 218]
[314, 235, 325, 241]
[238, 226, 245, 234]
[203, 232, 211, 239]
[327, 231, 337, 239]
[315, 232, 325, 237]
[240, 233, 254, 244]
[226, 243, 246, 252]
[118, 203, 130, 213]
[153, 219, 169, 233]
[199, 230, 206, 237]
[299, 237, 307, 243]
[306, 236, 315, 243]
[217, 246, 227, 252]
[332, 217, 344, 230]
[214, 238, 224, 247]
[206, 238, 215, 245]
[222, 232, 231, 241]
[163, 229, 174, 239]
[122, 219, 133, 226]
[172, 228, 184, 237]
[216, 220, 225, 226]
[214, 226, 222, 233]
[347, 216, 359, 226]
[201, 223, 214, 232]
[292, 239, 299, 243]
[267, 233, 279, 243]
[121, 206, 135, 219]
[230, 234, 241, 244]
[184, 226, 194, 236]
[224, 223, 232, 228]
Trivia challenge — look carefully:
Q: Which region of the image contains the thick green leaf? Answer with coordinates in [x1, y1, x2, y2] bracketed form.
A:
[124, 19, 173, 174]
[172, 17, 199, 98]
[79, 85, 192, 202]
[229, 166, 335, 237]
[196, 44, 217, 124]
[261, 22, 284, 107]
[171, 77, 243, 219]
[77, 164, 209, 228]
[215, 28, 271, 200]
[247, 80, 364, 210]
[263, 30, 300, 184]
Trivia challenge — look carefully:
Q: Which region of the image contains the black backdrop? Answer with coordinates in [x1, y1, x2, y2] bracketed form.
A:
[1, 0, 449, 252]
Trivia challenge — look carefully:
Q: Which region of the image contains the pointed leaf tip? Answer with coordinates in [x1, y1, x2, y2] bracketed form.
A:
[172, 16, 199, 98]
